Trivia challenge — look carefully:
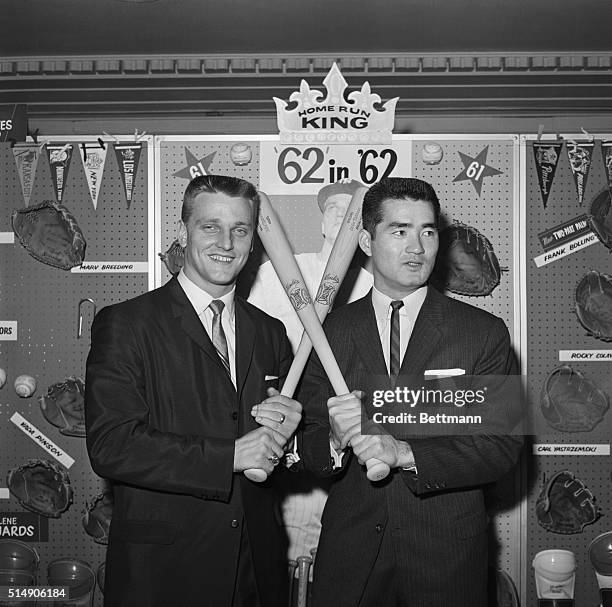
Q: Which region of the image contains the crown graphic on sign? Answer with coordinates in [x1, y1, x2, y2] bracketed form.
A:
[274, 63, 398, 145]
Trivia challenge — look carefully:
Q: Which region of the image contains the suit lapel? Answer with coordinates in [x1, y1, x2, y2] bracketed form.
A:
[400, 286, 445, 376]
[351, 295, 388, 378]
[167, 278, 235, 379]
[234, 298, 255, 400]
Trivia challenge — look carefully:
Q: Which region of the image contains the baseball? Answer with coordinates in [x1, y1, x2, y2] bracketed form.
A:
[422, 141, 444, 165]
[14, 375, 36, 398]
[230, 143, 252, 166]
[0, 368, 6, 389]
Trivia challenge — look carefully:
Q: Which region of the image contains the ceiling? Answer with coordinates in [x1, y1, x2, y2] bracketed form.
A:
[3, 0, 612, 119]
[4, 0, 611, 57]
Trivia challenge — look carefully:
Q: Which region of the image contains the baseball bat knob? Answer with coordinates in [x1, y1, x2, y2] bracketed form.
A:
[366, 459, 390, 481]
[244, 468, 268, 482]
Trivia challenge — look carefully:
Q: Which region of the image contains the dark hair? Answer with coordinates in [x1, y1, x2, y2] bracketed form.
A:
[181, 175, 259, 223]
[362, 177, 440, 238]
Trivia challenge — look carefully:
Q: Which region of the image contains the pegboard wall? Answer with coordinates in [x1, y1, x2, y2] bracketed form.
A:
[412, 135, 522, 585]
[0, 136, 153, 607]
[9, 132, 607, 606]
[523, 134, 612, 607]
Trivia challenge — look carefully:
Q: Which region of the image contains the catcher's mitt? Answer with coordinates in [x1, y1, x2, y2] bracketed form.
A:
[82, 491, 113, 544]
[434, 222, 502, 297]
[536, 470, 601, 534]
[541, 365, 609, 432]
[39, 377, 86, 437]
[7, 459, 73, 518]
[159, 238, 184, 275]
[588, 188, 612, 250]
[575, 270, 612, 341]
[12, 200, 86, 270]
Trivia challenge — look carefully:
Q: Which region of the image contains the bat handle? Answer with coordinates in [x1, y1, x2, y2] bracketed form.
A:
[288, 559, 298, 606]
[296, 555, 313, 607]
[244, 468, 268, 482]
[365, 458, 390, 481]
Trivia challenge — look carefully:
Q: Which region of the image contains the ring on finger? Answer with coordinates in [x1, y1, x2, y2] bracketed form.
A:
[279, 413, 286, 424]
[267, 454, 280, 466]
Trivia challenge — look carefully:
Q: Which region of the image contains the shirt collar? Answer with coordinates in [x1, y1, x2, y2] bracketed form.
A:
[177, 269, 236, 320]
[371, 284, 428, 320]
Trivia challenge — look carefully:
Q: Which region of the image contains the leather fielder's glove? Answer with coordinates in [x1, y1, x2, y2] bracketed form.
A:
[588, 188, 612, 250]
[575, 270, 612, 341]
[535, 470, 600, 534]
[159, 238, 184, 275]
[82, 491, 113, 544]
[7, 459, 73, 518]
[39, 377, 86, 437]
[434, 222, 502, 296]
[12, 200, 86, 270]
[541, 365, 609, 432]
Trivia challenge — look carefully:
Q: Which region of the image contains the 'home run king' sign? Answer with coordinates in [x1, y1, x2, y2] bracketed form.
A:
[274, 63, 398, 144]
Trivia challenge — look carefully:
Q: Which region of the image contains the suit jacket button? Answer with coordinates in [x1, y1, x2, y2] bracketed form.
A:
[231, 519, 239, 528]
[375, 524, 383, 533]
[231, 412, 238, 420]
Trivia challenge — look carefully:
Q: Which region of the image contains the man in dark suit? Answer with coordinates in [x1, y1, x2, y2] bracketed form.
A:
[85, 175, 301, 607]
[299, 177, 523, 607]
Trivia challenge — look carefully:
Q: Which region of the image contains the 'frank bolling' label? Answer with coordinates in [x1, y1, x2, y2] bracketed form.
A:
[533, 232, 597, 267]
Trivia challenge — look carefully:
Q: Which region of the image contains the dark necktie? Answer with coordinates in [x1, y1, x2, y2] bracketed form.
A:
[209, 300, 231, 377]
[389, 300, 404, 378]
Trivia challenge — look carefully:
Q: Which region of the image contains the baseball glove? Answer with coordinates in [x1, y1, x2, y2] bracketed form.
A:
[434, 222, 502, 297]
[6, 459, 73, 518]
[39, 377, 86, 437]
[536, 470, 600, 534]
[541, 365, 609, 432]
[12, 200, 86, 270]
[82, 491, 113, 544]
[589, 188, 612, 250]
[159, 238, 184, 275]
[575, 270, 612, 341]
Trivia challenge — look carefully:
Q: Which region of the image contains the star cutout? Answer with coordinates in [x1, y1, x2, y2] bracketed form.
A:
[453, 146, 503, 196]
[173, 148, 217, 180]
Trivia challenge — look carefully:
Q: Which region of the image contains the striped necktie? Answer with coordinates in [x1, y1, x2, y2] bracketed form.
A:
[209, 300, 231, 377]
[389, 300, 404, 379]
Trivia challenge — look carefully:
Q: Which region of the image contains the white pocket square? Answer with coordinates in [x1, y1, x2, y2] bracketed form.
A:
[265, 374, 279, 381]
[424, 368, 465, 379]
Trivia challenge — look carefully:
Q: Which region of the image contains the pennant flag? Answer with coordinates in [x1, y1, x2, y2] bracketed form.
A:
[46, 143, 73, 203]
[79, 142, 107, 210]
[566, 141, 594, 205]
[533, 141, 563, 208]
[12, 142, 43, 206]
[114, 142, 142, 208]
[601, 141, 612, 190]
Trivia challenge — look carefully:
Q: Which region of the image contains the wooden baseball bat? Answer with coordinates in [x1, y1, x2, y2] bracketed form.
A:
[288, 559, 298, 606]
[296, 555, 313, 607]
[245, 192, 389, 483]
[282, 185, 367, 396]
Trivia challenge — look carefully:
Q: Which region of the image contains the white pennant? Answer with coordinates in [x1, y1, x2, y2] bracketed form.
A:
[79, 142, 107, 210]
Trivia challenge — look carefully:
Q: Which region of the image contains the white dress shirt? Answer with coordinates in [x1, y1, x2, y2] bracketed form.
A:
[370, 285, 428, 375]
[177, 269, 237, 387]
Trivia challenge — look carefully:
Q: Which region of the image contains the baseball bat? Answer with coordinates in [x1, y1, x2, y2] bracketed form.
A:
[244, 192, 389, 483]
[288, 559, 298, 606]
[282, 185, 367, 396]
[296, 555, 313, 607]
